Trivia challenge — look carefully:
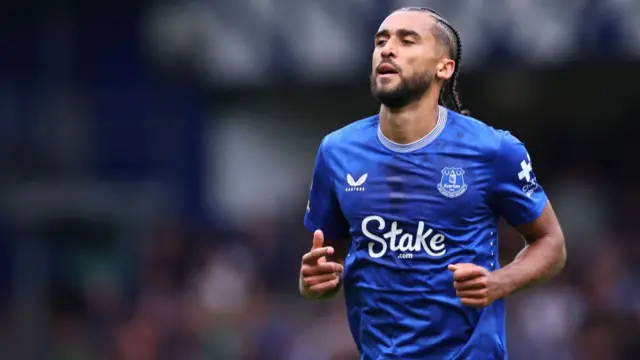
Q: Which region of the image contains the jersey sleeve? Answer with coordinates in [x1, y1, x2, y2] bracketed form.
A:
[303, 138, 350, 240]
[491, 132, 548, 227]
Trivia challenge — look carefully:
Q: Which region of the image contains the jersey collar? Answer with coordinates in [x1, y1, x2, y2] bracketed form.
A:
[377, 105, 449, 153]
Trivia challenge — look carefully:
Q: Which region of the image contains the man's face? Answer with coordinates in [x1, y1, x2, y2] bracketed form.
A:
[370, 11, 446, 109]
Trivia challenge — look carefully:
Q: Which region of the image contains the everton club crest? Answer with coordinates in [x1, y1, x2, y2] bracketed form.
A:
[437, 167, 468, 198]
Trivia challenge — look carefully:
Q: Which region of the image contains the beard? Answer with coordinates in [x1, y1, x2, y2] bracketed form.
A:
[370, 70, 433, 109]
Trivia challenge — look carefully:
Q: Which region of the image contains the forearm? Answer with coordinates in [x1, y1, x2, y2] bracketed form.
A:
[492, 233, 566, 297]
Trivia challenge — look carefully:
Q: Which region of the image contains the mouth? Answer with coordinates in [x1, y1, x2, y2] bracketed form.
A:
[376, 63, 399, 77]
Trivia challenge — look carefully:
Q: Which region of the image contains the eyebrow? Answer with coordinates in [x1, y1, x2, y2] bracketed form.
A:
[375, 28, 421, 39]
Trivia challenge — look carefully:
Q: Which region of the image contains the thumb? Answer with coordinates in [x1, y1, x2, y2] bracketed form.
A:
[448, 264, 459, 272]
[312, 229, 325, 249]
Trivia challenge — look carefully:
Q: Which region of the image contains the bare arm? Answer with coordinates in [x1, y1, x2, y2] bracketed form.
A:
[491, 202, 566, 297]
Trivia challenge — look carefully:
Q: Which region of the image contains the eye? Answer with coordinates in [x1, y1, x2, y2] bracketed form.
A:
[402, 39, 415, 45]
[375, 39, 387, 47]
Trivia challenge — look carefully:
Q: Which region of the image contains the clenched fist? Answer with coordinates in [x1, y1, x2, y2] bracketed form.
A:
[448, 263, 499, 308]
[299, 230, 344, 299]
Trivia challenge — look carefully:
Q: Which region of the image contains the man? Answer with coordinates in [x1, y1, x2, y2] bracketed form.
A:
[299, 7, 566, 360]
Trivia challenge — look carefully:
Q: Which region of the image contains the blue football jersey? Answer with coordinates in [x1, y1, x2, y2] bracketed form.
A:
[303, 106, 548, 360]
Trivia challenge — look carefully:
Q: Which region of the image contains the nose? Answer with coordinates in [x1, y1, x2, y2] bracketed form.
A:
[380, 41, 397, 59]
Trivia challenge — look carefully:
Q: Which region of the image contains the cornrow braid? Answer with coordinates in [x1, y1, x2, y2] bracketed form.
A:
[397, 7, 469, 115]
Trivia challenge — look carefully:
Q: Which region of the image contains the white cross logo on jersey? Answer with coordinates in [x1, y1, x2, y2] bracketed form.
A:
[518, 154, 533, 183]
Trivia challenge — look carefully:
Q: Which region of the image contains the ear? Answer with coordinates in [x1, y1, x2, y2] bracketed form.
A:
[435, 59, 455, 81]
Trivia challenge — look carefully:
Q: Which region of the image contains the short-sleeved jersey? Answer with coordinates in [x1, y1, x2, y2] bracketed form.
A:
[304, 106, 548, 360]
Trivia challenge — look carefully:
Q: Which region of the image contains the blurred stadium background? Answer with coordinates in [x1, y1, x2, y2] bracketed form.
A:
[1, 0, 639, 359]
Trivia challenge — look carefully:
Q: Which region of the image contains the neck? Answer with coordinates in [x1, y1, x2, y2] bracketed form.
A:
[379, 91, 441, 145]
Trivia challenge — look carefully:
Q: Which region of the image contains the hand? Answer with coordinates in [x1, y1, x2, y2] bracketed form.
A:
[300, 230, 344, 298]
[448, 263, 498, 308]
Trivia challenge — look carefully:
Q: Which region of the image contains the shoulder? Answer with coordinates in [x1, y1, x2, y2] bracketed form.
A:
[448, 112, 535, 190]
[445, 110, 522, 156]
[321, 115, 378, 153]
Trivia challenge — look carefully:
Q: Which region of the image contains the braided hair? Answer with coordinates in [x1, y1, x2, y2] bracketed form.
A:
[397, 7, 469, 115]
